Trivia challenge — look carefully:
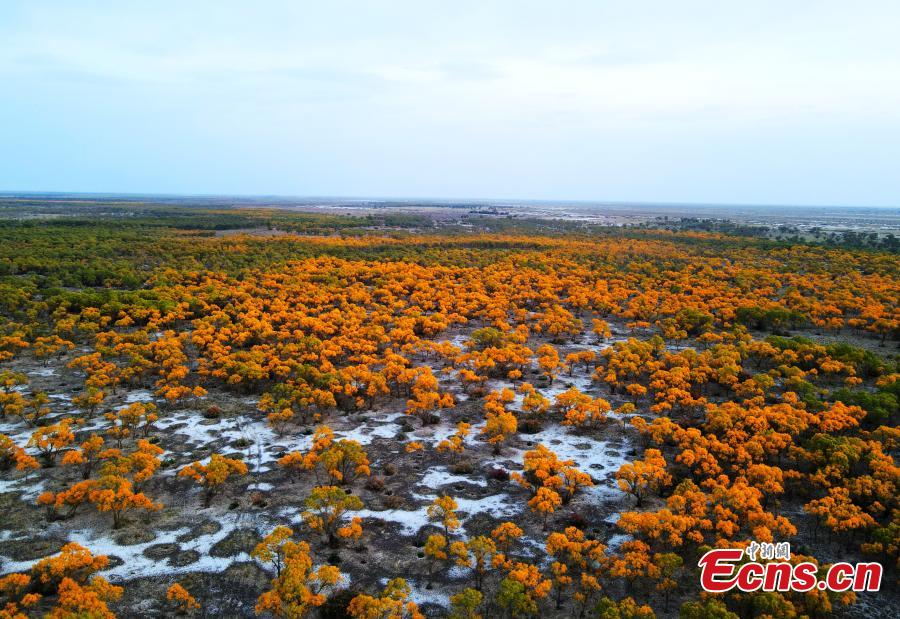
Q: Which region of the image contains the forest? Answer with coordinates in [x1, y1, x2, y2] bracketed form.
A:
[0, 206, 897, 618]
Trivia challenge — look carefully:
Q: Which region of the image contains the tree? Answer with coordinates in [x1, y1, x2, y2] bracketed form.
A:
[557, 388, 611, 430]
[595, 596, 656, 619]
[72, 387, 105, 419]
[592, 319, 612, 342]
[496, 562, 551, 617]
[450, 535, 497, 591]
[33, 335, 74, 361]
[512, 444, 593, 504]
[405, 367, 454, 423]
[24, 391, 52, 426]
[0, 572, 39, 618]
[278, 425, 333, 483]
[28, 419, 75, 465]
[38, 480, 95, 520]
[347, 578, 424, 619]
[679, 598, 737, 619]
[427, 495, 460, 538]
[654, 552, 683, 611]
[167, 583, 200, 615]
[482, 391, 518, 454]
[805, 487, 876, 538]
[61, 434, 106, 480]
[252, 526, 296, 577]
[424, 533, 448, 586]
[496, 577, 534, 617]
[106, 402, 158, 446]
[0, 432, 39, 474]
[0, 369, 27, 394]
[338, 516, 364, 545]
[88, 474, 162, 528]
[615, 449, 671, 507]
[519, 383, 550, 419]
[437, 422, 471, 460]
[318, 439, 371, 485]
[546, 526, 607, 612]
[536, 344, 560, 382]
[449, 588, 483, 619]
[608, 541, 657, 591]
[302, 485, 364, 546]
[179, 453, 248, 506]
[48, 575, 122, 619]
[530, 486, 562, 530]
[255, 540, 342, 618]
[491, 521, 523, 565]
[30, 542, 110, 590]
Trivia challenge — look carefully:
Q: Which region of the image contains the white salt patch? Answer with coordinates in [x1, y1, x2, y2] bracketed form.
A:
[0, 511, 266, 579]
[0, 475, 46, 501]
[418, 467, 487, 489]
[334, 411, 405, 445]
[0, 418, 34, 445]
[354, 507, 431, 537]
[514, 424, 627, 480]
[606, 533, 632, 552]
[355, 485, 523, 538]
[416, 419, 485, 448]
[402, 578, 451, 608]
[124, 390, 155, 403]
[156, 412, 312, 473]
[450, 493, 522, 519]
[540, 373, 595, 401]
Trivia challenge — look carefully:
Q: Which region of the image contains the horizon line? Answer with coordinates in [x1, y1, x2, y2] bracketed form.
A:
[0, 189, 897, 211]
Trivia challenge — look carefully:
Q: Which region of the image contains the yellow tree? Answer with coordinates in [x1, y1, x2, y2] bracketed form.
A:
[491, 522, 523, 567]
[592, 319, 612, 342]
[28, 419, 75, 465]
[61, 434, 106, 480]
[347, 578, 425, 619]
[166, 583, 201, 615]
[546, 526, 607, 612]
[302, 485, 364, 546]
[179, 453, 248, 507]
[481, 392, 517, 454]
[252, 526, 295, 576]
[529, 487, 562, 530]
[72, 387, 105, 419]
[536, 344, 560, 383]
[48, 576, 122, 619]
[449, 588, 483, 619]
[437, 422, 471, 461]
[427, 495, 460, 538]
[450, 535, 498, 591]
[424, 534, 448, 586]
[255, 540, 342, 618]
[88, 474, 162, 529]
[0, 433, 40, 475]
[278, 425, 334, 483]
[615, 449, 671, 507]
[318, 439, 371, 485]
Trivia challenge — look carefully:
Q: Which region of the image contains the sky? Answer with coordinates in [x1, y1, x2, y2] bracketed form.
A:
[1, 1, 899, 207]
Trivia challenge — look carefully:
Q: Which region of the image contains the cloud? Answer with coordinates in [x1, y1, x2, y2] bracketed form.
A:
[0, 1, 898, 205]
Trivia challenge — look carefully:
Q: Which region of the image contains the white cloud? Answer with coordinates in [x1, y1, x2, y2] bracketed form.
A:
[0, 1, 898, 204]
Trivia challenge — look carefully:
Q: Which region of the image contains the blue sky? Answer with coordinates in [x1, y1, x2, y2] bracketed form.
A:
[1, 1, 899, 206]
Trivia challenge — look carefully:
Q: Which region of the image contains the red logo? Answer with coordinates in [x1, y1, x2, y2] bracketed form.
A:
[698, 546, 882, 593]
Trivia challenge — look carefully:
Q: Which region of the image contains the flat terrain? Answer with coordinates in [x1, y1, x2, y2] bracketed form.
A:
[0, 202, 896, 618]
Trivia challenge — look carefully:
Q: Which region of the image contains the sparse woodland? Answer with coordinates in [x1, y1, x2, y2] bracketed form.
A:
[0, 207, 897, 618]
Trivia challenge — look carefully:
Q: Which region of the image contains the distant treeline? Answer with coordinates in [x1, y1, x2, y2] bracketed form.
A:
[646, 217, 899, 252]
